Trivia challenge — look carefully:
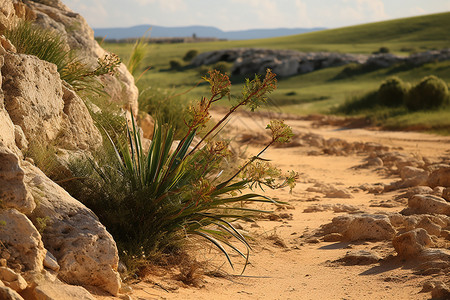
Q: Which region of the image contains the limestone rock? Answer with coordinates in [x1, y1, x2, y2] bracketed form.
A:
[29, 0, 139, 114]
[392, 228, 433, 258]
[0, 267, 27, 292]
[0, 286, 24, 300]
[443, 187, 450, 201]
[33, 282, 95, 300]
[0, 147, 35, 214]
[428, 166, 450, 188]
[416, 216, 442, 236]
[400, 166, 429, 185]
[191, 48, 450, 77]
[43, 251, 59, 272]
[320, 214, 396, 241]
[58, 86, 102, 151]
[13, 125, 28, 151]
[2, 53, 65, 144]
[337, 250, 382, 265]
[137, 112, 155, 139]
[0, 209, 45, 272]
[404, 194, 450, 216]
[0, 0, 18, 32]
[25, 164, 121, 295]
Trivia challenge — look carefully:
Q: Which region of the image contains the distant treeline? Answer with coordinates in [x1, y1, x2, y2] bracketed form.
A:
[97, 37, 226, 44]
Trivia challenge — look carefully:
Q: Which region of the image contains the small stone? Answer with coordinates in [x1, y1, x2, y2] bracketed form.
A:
[323, 233, 343, 242]
[43, 251, 60, 272]
[392, 229, 433, 258]
[0, 267, 27, 292]
[337, 250, 382, 265]
[306, 237, 321, 244]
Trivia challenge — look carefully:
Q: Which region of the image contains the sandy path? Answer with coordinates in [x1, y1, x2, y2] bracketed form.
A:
[95, 111, 450, 300]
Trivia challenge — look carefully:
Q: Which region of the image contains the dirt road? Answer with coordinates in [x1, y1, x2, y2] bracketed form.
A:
[96, 110, 450, 300]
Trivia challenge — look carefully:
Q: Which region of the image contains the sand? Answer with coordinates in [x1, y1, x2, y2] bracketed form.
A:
[94, 110, 450, 300]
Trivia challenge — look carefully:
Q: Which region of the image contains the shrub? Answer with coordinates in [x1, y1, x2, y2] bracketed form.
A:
[137, 86, 189, 138]
[183, 49, 198, 62]
[212, 61, 231, 74]
[377, 76, 410, 107]
[71, 70, 297, 272]
[405, 75, 449, 111]
[4, 21, 120, 94]
[169, 59, 183, 70]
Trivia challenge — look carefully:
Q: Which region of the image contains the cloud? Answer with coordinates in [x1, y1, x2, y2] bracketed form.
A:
[295, 0, 313, 27]
[133, 0, 187, 12]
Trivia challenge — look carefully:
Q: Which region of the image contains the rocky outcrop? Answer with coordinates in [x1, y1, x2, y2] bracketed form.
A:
[28, 0, 139, 114]
[191, 48, 450, 77]
[0, 209, 46, 272]
[0, 0, 131, 297]
[26, 163, 120, 295]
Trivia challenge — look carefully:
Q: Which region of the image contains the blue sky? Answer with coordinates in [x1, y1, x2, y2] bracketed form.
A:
[64, 0, 450, 30]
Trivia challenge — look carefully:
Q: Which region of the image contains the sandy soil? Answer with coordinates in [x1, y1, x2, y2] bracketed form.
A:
[94, 110, 450, 300]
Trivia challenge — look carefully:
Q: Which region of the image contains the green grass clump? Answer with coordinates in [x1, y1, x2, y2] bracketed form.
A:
[4, 21, 120, 94]
[405, 75, 449, 111]
[70, 70, 297, 272]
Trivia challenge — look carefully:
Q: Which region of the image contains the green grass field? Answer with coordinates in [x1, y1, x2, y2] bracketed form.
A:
[102, 12, 450, 133]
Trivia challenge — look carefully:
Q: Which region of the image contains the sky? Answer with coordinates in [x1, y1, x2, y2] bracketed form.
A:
[63, 0, 450, 30]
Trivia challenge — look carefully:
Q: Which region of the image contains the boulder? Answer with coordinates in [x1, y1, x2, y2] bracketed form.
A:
[392, 228, 433, 258]
[428, 166, 450, 188]
[25, 163, 121, 296]
[336, 250, 382, 265]
[403, 194, 450, 216]
[32, 282, 95, 300]
[0, 209, 46, 272]
[0, 285, 23, 300]
[0, 267, 27, 292]
[0, 147, 35, 214]
[2, 53, 101, 152]
[320, 214, 396, 241]
[2, 53, 65, 145]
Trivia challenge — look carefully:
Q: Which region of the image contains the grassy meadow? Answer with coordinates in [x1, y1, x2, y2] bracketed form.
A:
[102, 12, 450, 132]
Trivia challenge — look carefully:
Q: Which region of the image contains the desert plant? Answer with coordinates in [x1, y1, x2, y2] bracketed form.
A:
[72, 70, 297, 271]
[405, 75, 449, 111]
[4, 21, 120, 94]
[377, 76, 410, 107]
[183, 49, 198, 62]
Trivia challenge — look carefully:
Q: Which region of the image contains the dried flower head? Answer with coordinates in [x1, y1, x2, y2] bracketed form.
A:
[203, 70, 231, 101]
[242, 69, 277, 111]
[266, 120, 293, 144]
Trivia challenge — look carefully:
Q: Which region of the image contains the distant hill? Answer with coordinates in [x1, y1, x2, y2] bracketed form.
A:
[93, 25, 325, 40]
[252, 12, 450, 51]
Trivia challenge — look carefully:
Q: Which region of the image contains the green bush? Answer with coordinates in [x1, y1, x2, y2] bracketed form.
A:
[169, 59, 183, 70]
[377, 76, 410, 107]
[405, 75, 449, 111]
[212, 61, 231, 74]
[183, 49, 199, 62]
[70, 70, 297, 272]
